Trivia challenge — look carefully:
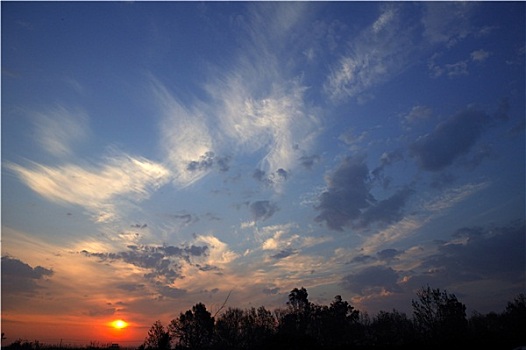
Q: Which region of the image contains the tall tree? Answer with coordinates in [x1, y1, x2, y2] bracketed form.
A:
[143, 320, 171, 350]
[214, 307, 244, 350]
[412, 286, 467, 345]
[169, 303, 214, 349]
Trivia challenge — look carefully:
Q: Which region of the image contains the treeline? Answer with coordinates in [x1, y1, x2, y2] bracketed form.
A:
[140, 286, 526, 350]
[3, 286, 525, 350]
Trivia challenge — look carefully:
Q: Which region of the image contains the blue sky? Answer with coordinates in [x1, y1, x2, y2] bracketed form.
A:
[2, 1, 525, 344]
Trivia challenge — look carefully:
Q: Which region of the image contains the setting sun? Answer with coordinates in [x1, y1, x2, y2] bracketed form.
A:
[111, 320, 128, 329]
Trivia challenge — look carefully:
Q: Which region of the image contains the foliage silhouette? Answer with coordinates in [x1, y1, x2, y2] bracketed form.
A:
[168, 303, 214, 350]
[3, 288, 525, 350]
[142, 320, 171, 350]
[411, 285, 468, 346]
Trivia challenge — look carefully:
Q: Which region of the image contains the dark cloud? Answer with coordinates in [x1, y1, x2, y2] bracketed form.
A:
[341, 266, 401, 295]
[270, 248, 298, 259]
[171, 213, 197, 225]
[216, 155, 231, 172]
[462, 144, 493, 170]
[315, 156, 372, 231]
[253, 169, 266, 182]
[315, 156, 412, 231]
[81, 243, 209, 283]
[371, 150, 404, 189]
[430, 172, 457, 189]
[187, 151, 215, 171]
[130, 223, 148, 229]
[494, 97, 509, 121]
[187, 151, 231, 172]
[1, 256, 53, 295]
[276, 168, 288, 180]
[410, 108, 490, 171]
[86, 307, 116, 317]
[196, 263, 220, 272]
[250, 200, 278, 221]
[377, 249, 402, 261]
[349, 255, 375, 264]
[358, 187, 414, 228]
[263, 287, 280, 295]
[299, 154, 320, 170]
[253, 168, 289, 185]
[157, 285, 187, 299]
[420, 221, 525, 284]
[116, 283, 145, 292]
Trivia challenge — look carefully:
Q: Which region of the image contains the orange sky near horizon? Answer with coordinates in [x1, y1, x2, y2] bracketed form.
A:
[1, 316, 149, 347]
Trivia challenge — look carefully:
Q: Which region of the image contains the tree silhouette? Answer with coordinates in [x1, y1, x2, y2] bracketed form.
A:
[501, 293, 526, 348]
[370, 309, 414, 347]
[169, 303, 214, 350]
[214, 307, 244, 350]
[135, 287, 525, 350]
[411, 285, 467, 346]
[142, 320, 171, 350]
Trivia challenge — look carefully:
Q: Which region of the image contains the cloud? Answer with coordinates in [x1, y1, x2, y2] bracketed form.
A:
[262, 287, 280, 295]
[420, 222, 525, 284]
[299, 154, 320, 170]
[377, 248, 402, 261]
[5, 153, 170, 223]
[1, 256, 53, 295]
[201, 4, 321, 188]
[250, 200, 279, 222]
[471, 49, 491, 62]
[359, 188, 414, 228]
[403, 105, 433, 125]
[152, 7, 321, 191]
[421, 2, 476, 47]
[116, 283, 145, 292]
[314, 156, 412, 231]
[153, 79, 215, 188]
[259, 224, 329, 258]
[157, 285, 187, 299]
[324, 4, 416, 102]
[194, 234, 239, 266]
[33, 105, 89, 158]
[86, 307, 116, 317]
[271, 248, 298, 260]
[341, 265, 401, 295]
[81, 243, 209, 284]
[410, 107, 490, 171]
[314, 156, 372, 231]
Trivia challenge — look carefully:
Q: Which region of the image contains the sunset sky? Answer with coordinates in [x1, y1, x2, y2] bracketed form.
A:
[2, 1, 525, 346]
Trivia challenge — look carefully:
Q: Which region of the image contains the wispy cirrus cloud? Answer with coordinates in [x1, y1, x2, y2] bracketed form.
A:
[33, 105, 89, 158]
[152, 79, 215, 188]
[324, 4, 416, 102]
[152, 5, 321, 191]
[5, 154, 170, 223]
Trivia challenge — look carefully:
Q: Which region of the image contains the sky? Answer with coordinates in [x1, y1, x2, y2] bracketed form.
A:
[1, 1, 525, 346]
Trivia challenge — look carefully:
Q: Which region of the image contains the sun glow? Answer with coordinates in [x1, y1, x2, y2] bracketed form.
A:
[111, 319, 128, 329]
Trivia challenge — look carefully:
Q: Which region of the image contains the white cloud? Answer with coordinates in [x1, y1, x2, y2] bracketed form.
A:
[33, 105, 89, 158]
[6, 154, 171, 223]
[471, 49, 491, 62]
[194, 234, 239, 266]
[324, 4, 415, 102]
[403, 105, 432, 124]
[152, 79, 215, 188]
[151, 3, 321, 191]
